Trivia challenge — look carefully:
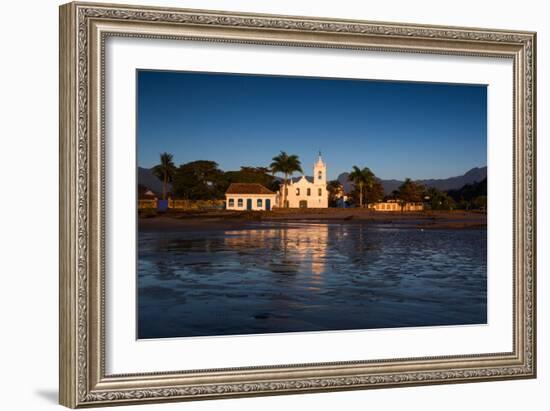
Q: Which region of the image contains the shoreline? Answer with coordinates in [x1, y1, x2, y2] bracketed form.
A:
[138, 209, 487, 232]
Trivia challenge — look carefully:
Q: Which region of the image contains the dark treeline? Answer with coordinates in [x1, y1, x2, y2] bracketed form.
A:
[330, 173, 486, 211]
[172, 161, 280, 200]
[446, 178, 487, 210]
[145, 152, 486, 210]
[146, 151, 299, 203]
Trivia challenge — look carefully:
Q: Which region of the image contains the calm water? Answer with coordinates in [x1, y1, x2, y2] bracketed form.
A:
[138, 222, 487, 339]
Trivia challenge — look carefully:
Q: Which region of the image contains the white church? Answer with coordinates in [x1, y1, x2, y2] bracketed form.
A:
[277, 154, 329, 208]
[225, 154, 329, 210]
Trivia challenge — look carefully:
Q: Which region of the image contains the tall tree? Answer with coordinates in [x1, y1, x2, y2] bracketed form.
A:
[426, 187, 455, 210]
[172, 160, 225, 200]
[365, 180, 384, 203]
[270, 151, 303, 208]
[348, 166, 375, 208]
[350, 181, 383, 206]
[151, 152, 176, 200]
[327, 180, 344, 207]
[224, 166, 279, 192]
[397, 178, 425, 211]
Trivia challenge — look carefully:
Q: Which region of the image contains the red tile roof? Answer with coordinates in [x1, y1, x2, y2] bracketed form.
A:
[226, 183, 276, 195]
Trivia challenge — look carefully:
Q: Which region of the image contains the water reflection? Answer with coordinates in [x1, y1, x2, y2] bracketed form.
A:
[224, 223, 329, 278]
[138, 222, 487, 339]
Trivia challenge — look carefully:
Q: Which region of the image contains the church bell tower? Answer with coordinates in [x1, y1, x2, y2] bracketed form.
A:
[314, 151, 327, 186]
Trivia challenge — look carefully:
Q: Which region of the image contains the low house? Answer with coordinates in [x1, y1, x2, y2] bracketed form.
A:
[403, 202, 425, 212]
[225, 183, 277, 211]
[138, 189, 158, 209]
[371, 199, 424, 212]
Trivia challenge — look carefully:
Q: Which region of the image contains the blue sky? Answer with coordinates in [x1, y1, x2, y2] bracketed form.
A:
[137, 70, 487, 180]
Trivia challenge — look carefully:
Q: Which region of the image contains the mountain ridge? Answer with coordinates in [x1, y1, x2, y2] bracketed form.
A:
[338, 166, 487, 194]
[138, 167, 166, 195]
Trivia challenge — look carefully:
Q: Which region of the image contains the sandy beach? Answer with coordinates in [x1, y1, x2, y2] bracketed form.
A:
[139, 208, 487, 232]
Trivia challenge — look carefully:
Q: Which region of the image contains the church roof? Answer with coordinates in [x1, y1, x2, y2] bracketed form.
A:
[289, 176, 313, 183]
[226, 183, 276, 195]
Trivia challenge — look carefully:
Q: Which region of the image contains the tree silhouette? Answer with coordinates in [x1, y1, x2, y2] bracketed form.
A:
[348, 166, 375, 207]
[270, 151, 303, 208]
[151, 152, 176, 200]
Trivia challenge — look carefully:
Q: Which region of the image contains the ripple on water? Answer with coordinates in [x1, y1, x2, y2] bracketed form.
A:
[137, 222, 487, 339]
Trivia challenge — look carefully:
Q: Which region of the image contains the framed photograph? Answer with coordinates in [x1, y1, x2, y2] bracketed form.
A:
[59, 2, 536, 408]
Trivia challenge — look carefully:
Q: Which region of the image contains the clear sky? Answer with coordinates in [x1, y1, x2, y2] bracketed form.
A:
[137, 70, 487, 181]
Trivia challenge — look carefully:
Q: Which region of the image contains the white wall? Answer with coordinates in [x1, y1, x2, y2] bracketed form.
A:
[226, 195, 276, 210]
[0, 0, 547, 410]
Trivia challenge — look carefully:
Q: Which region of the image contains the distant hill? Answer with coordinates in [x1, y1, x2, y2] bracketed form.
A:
[415, 167, 487, 192]
[138, 167, 166, 195]
[337, 166, 487, 195]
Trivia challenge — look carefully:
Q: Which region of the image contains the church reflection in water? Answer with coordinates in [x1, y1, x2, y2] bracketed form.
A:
[223, 223, 329, 281]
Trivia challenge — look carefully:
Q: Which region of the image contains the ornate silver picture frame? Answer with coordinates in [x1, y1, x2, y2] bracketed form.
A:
[59, 1, 536, 408]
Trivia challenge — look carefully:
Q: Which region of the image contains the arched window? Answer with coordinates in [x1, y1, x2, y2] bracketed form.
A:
[228, 198, 235, 207]
[307, 188, 311, 196]
[296, 188, 300, 196]
[257, 199, 263, 208]
[318, 171, 322, 180]
[318, 188, 322, 196]
[237, 198, 243, 207]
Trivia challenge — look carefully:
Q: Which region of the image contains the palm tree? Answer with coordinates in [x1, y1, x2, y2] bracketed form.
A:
[348, 166, 375, 208]
[152, 152, 176, 200]
[270, 151, 303, 208]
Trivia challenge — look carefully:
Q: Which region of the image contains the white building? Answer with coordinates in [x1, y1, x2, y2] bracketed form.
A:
[225, 183, 277, 211]
[278, 154, 329, 208]
[371, 199, 424, 212]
